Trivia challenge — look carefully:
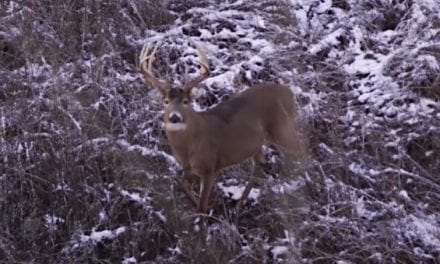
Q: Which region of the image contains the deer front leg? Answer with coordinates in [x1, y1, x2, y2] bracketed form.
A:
[181, 170, 199, 207]
[198, 174, 216, 214]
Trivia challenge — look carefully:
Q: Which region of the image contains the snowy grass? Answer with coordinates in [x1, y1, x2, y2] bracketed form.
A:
[1, 0, 440, 263]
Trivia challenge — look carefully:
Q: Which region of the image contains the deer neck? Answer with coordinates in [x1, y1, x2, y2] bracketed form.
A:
[164, 112, 203, 164]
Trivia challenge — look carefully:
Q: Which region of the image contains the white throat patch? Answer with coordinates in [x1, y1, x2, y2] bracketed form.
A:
[164, 122, 187, 131]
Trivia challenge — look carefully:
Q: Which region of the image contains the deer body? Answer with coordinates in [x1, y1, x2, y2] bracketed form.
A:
[139, 42, 300, 213]
[167, 83, 295, 170]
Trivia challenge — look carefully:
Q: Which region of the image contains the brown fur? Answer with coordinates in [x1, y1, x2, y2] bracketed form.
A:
[163, 83, 300, 213]
[139, 42, 302, 214]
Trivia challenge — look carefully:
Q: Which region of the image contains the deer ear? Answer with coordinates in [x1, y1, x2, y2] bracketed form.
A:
[189, 87, 206, 100]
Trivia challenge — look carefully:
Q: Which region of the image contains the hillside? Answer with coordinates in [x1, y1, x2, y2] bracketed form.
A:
[1, 0, 439, 263]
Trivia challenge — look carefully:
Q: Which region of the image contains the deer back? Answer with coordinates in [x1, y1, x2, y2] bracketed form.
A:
[194, 83, 295, 170]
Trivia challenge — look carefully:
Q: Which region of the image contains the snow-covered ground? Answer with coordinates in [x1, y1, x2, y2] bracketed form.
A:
[1, 0, 439, 263]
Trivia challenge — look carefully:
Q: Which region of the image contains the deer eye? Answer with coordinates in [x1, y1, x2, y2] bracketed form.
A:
[182, 99, 189, 105]
[164, 99, 170, 105]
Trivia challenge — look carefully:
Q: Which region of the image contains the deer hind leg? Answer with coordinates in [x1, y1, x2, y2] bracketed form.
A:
[181, 170, 199, 207]
[271, 118, 307, 158]
[236, 151, 265, 209]
[270, 119, 309, 179]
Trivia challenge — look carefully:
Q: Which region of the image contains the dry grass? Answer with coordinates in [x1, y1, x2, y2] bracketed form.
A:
[1, 0, 440, 263]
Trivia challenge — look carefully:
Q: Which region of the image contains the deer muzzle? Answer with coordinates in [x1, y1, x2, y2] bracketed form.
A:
[168, 112, 183, 123]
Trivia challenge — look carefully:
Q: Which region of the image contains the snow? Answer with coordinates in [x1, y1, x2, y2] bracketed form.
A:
[76, 137, 110, 150]
[344, 52, 393, 75]
[122, 257, 137, 264]
[417, 54, 440, 71]
[117, 139, 178, 168]
[120, 189, 150, 204]
[154, 211, 167, 223]
[316, 0, 332, 13]
[54, 182, 72, 192]
[349, 163, 376, 183]
[217, 28, 237, 40]
[393, 214, 440, 250]
[272, 179, 305, 194]
[2, 0, 440, 262]
[336, 261, 353, 264]
[98, 211, 107, 222]
[369, 252, 383, 262]
[44, 214, 64, 232]
[399, 190, 411, 201]
[218, 183, 261, 202]
[310, 28, 344, 55]
[271, 246, 288, 258]
[79, 226, 126, 244]
[249, 39, 275, 54]
[355, 197, 378, 220]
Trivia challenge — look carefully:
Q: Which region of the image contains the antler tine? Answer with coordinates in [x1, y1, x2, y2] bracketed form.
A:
[139, 42, 168, 93]
[184, 39, 210, 92]
[192, 39, 209, 75]
[139, 43, 150, 71]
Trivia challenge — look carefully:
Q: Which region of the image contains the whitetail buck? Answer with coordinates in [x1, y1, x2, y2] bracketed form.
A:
[139, 41, 302, 214]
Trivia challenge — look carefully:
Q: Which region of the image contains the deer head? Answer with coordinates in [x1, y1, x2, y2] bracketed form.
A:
[139, 40, 209, 132]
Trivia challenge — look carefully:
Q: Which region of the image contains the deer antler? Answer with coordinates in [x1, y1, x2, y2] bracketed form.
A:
[184, 40, 210, 92]
[139, 42, 170, 94]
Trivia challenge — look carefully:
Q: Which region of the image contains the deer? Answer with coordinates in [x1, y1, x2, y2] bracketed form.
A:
[139, 40, 303, 214]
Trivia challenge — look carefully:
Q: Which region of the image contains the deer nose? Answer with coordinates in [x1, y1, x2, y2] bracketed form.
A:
[169, 112, 182, 123]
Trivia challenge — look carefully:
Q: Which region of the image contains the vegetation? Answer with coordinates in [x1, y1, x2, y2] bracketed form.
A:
[1, 0, 439, 263]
